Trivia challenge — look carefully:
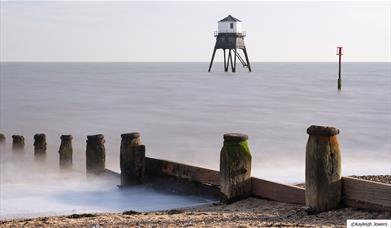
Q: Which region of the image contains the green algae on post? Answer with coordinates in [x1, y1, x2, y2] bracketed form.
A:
[219, 133, 252, 203]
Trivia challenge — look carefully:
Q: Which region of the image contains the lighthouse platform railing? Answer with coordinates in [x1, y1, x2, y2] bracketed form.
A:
[214, 31, 246, 37]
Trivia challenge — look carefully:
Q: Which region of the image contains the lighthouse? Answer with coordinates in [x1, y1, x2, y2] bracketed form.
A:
[208, 15, 251, 72]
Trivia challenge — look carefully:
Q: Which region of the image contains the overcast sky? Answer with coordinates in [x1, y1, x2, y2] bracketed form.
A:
[1, 1, 390, 62]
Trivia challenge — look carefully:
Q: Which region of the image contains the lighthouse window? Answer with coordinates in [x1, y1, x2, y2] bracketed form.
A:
[230, 23, 234, 29]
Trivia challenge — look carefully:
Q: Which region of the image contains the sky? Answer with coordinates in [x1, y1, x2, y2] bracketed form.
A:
[0, 1, 390, 62]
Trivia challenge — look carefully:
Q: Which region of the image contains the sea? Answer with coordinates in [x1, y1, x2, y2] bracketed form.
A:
[0, 62, 390, 218]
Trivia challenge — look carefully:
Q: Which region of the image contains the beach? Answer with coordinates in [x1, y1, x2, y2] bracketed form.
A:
[1, 175, 390, 227]
[1, 1, 390, 226]
[2, 197, 389, 227]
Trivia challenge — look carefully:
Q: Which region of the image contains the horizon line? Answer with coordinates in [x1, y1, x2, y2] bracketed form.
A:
[1, 61, 390, 63]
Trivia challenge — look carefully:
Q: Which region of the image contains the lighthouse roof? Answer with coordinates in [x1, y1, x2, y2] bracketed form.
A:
[218, 15, 241, 22]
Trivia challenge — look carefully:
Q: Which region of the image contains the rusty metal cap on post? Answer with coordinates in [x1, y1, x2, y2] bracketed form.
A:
[87, 134, 105, 142]
[223, 133, 248, 142]
[121, 132, 140, 140]
[307, 125, 339, 136]
[61, 135, 73, 140]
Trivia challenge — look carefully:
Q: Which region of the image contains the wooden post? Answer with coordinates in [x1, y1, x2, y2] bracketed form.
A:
[86, 134, 105, 174]
[12, 135, 24, 150]
[305, 125, 342, 213]
[219, 133, 252, 203]
[0, 133, 5, 144]
[33, 133, 47, 160]
[59, 135, 73, 169]
[120, 133, 145, 185]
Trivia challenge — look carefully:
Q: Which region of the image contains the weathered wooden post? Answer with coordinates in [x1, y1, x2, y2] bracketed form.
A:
[86, 134, 105, 174]
[305, 125, 342, 213]
[12, 135, 25, 150]
[33, 133, 47, 160]
[0, 133, 5, 144]
[219, 133, 252, 203]
[59, 135, 73, 169]
[120, 132, 145, 185]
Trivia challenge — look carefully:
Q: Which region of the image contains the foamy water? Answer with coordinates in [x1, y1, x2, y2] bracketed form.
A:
[0, 143, 215, 219]
[0, 62, 390, 218]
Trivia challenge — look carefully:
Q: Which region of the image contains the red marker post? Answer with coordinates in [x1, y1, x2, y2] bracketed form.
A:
[336, 47, 343, 90]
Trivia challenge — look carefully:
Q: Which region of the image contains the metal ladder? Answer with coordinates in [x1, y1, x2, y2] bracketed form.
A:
[236, 51, 248, 68]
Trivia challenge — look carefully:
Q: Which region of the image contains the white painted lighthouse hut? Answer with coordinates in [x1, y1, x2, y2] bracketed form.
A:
[217, 15, 243, 34]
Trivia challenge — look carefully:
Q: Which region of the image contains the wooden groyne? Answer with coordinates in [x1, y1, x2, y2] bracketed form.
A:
[86, 134, 106, 175]
[1, 126, 390, 213]
[59, 135, 73, 169]
[33, 133, 47, 161]
[342, 176, 391, 211]
[0, 133, 5, 144]
[11, 135, 24, 151]
[120, 133, 145, 185]
[305, 125, 342, 213]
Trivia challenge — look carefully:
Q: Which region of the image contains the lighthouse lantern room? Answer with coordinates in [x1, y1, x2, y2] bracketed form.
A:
[218, 15, 242, 33]
[208, 15, 251, 72]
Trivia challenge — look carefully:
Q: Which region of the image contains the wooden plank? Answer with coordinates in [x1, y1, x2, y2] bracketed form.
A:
[104, 169, 120, 178]
[106, 168, 220, 198]
[251, 177, 305, 205]
[145, 175, 221, 199]
[145, 157, 220, 186]
[342, 177, 391, 211]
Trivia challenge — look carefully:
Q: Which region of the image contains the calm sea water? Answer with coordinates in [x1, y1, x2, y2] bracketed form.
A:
[1, 62, 390, 182]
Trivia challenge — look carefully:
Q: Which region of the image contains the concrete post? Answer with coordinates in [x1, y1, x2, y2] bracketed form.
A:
[305, 125, 342, 213]
[59, 135, 73, 169]
[33, 133, 47, 160]
[86, 134, 105, 174]
[120, 132, 145, 185]
[219, 133, 252, 203]
[12, 135, 25, 151]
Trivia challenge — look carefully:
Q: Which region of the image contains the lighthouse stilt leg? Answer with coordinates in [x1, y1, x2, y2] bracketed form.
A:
[228, 50, 233, 72]
[243, 47, 251, 72]
[224, 49, 228, 72]
[208, 47, 217, 72]
[232, 49, 237, 72]
[226, 50, 231, 72]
